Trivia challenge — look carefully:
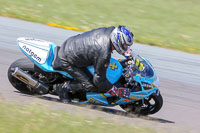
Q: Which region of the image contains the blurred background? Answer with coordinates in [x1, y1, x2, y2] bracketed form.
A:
[0, 0, 199, 54]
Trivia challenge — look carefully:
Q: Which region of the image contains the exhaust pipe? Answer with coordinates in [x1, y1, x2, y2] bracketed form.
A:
[11, 67, 49, 94]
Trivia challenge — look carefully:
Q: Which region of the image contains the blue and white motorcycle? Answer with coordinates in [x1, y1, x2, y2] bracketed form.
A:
[8, 37, 163, 115]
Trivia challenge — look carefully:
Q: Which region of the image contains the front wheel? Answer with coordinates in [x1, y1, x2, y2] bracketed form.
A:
[120, 93, 163, 115]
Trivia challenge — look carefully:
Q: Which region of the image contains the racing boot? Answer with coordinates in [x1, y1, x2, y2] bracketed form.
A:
[54, 81, 71, 103]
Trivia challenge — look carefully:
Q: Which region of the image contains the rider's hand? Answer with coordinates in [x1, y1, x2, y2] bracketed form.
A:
[107, 86, 131, 98]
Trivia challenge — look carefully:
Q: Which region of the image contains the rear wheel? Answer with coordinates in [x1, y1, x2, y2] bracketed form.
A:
[8, 58, 36, 95]
[120, 93, 163, 115]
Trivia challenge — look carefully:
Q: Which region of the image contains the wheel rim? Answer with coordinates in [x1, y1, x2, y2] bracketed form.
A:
[140, 96, 156, 113]
[120, 94, 162, 115]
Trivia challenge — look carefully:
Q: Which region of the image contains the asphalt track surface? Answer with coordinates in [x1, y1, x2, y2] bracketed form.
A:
[0, 16, 200, 133]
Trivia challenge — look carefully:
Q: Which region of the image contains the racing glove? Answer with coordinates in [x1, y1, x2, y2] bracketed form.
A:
[107, 85, 131, 98]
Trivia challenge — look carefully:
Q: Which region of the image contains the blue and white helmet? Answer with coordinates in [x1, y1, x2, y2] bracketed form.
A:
[110, 25, 134, 55]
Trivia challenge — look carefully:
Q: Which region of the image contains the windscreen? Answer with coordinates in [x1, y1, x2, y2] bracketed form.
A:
[140, 60, 154, 78]
[130, 51, 154, 78]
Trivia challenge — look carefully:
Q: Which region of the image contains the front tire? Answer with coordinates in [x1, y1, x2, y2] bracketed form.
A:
[120, 93, 163, 115]
[8, 58, 36, 94]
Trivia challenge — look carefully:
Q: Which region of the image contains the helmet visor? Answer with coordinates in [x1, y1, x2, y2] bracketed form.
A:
[122, 43, 130, 52]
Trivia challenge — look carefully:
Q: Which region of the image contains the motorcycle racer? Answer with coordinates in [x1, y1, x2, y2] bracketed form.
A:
[57, 25, 134, 102]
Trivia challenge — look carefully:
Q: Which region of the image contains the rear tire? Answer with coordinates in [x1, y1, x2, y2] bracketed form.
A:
[8, 58, 36, 95]
[120, 93, 163, 115]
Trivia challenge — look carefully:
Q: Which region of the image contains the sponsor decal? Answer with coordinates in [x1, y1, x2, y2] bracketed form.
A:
[100, 93, 107, 98]
[88, 97, 105, 105]
[122, 99, 130, 102]
[109, 62, 118, 70]
[25, 38, 42, 41]
[135, 58, 144, 71]
[118, 59, 124, 62]
[129, 95, 143, 100]
[22, 45, 41, 62]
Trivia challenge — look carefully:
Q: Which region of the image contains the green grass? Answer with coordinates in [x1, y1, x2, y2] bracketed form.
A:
[0, 0, 200, 54]
[0, 100, 155, 133]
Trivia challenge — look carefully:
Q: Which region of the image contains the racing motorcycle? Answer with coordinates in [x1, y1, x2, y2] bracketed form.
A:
[8, 37, 163, 115]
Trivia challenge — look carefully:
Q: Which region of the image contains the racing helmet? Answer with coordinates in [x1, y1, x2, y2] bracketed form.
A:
[110, 25, 134, 55]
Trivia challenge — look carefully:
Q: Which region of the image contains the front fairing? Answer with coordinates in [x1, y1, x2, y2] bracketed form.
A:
[85, 51, 160, 106]
[133, 57, 158, 84]
[128, 53, 159, 101]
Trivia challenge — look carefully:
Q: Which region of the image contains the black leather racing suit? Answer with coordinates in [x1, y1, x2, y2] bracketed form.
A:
[58, 26, 115, 92]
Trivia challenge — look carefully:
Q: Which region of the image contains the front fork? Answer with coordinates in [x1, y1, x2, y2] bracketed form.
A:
[154, 88, 160, 96]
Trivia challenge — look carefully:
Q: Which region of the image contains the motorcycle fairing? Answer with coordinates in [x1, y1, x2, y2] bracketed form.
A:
[18, 38, 50, 64]
[17, 37, 73, 78]
[86, 65, 158, 106]
[87, 58, 123, 84]
[84, 73, 158, 106]
[86, 93, 109, 105]
[127, 57, 159, 101]
[85, 93, 134, 106]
